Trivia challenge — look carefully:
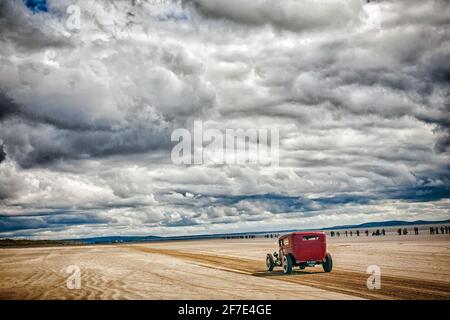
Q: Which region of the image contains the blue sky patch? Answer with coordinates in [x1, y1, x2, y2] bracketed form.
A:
[25, 0, 47, 13]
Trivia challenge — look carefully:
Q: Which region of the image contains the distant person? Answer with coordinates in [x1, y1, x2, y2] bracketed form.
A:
[441, 227, 445, 234]
[435, 227, 439, 234]
[345, 231, 348, 237]
[445, 226, 449, 234]
[382, 229, 386, 236]
[337, 232, 340, 237]
[356, 230, 360, 236]
[365, 230, 369, 236]
[414, 227, 419, 235]
[331, 231, 335, 237]
[398, 228, 402, 236]
[430, 227, 434, 235]
[350, 231, 353, 236]
[403, 228, 408, 235]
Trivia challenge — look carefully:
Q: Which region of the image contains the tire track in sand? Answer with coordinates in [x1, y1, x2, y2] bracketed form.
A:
[126, 245, 450, 300]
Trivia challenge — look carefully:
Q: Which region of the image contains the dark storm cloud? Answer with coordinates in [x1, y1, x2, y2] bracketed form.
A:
[416, 109, 450, 154]
[161, 215, 200, 227]
[0, 93, 20, 120]
[0, 144, 5, 164]
[0, 87, 174, 166]
[0, 217, 49, 232]
[383, 185, 450, 203]
[0, 117, 172, 167]
[196, 186, 450, 219]
[207, 194, 320, 213]
[185, 0, 363, 33]
[435, 134, 450, 154]
[0, 212, 112, 232]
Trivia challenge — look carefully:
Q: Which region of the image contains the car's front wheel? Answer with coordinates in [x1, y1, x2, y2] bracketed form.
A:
[322, 252, 333, 272]
[282, 255, 293, 274]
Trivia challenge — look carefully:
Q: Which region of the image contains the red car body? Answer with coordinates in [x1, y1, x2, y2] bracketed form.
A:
[266, 231, 332, 273]
[279, 231, 327, 264]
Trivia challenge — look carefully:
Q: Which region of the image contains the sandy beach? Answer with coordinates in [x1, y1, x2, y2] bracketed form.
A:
[1, 233, 449, 300]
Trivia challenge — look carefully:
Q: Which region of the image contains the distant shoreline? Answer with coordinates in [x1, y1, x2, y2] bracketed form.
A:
[1, 219, 449, 248]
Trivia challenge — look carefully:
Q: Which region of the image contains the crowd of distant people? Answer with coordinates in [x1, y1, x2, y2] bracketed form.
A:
[222, 226, 450, 240]
[330, 229, 386, 237]
[429, 226, 450, 235]
[329, 225, 450, 237]
[222, 234, 281, 239]
[223, 234, 256, 239]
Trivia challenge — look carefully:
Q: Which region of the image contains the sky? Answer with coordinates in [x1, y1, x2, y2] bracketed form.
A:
[25, 0, 48, 13]
[0, 0, 449, 239]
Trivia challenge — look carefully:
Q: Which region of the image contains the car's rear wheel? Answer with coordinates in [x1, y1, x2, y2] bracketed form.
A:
[266, 254, 275, 271]
[282, 255, 293, 274]
[322, 252, 333, 272]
